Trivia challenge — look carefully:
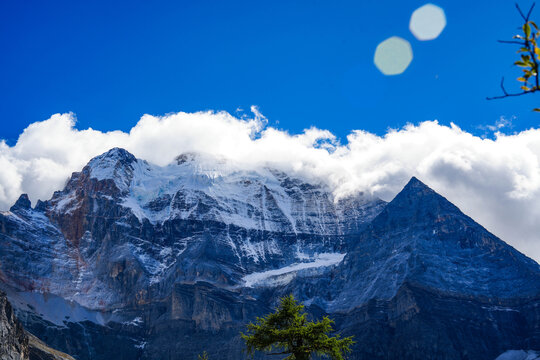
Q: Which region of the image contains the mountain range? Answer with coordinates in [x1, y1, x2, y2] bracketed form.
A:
[0, 148, 538, 359]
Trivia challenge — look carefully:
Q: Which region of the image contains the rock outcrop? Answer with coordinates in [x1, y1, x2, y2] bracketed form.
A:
[0, 291, 28, 360]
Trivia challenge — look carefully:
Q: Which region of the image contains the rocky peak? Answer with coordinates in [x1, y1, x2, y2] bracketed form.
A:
[175, 152, 199, 165]
[45, 149, 138, 213]
[332, 176, 540, 312]
[42, 149, 140, 243]
[87, 147, 137, 174]
[390, 176, 450, 207]
[91, 147, 137, 165]
[9, 194, 31, 213]
[70, 147, 138, 195]
[372, 176, 462, 229]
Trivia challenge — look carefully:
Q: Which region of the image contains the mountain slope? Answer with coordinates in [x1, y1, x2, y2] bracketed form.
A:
[332, 176, 540, 311]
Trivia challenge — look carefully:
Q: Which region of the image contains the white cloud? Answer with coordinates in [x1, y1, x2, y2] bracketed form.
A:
[1, 108, 540, 262]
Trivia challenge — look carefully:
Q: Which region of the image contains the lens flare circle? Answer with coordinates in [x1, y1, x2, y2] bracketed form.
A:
[409, 3, 447, 41]
[374, 36, 413, 76]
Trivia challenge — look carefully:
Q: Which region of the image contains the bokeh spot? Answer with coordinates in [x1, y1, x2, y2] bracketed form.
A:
[409, 3, 447, 41]
[374, 37, 413, 76]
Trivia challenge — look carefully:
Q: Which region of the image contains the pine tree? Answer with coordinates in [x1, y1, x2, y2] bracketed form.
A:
[241, 295, 354, 360]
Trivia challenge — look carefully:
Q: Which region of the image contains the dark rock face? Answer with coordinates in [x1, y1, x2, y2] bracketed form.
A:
[0, 149, 539, 360]
[334, 284, 540, 360]
[0, 291, 28, 360]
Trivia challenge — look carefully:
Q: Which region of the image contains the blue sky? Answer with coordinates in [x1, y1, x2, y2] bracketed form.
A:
[1, 0, 538, 144]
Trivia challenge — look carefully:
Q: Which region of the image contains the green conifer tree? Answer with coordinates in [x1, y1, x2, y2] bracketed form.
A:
[241, 295, 354, 360]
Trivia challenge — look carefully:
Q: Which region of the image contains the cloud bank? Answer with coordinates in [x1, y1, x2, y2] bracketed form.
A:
[1, 108, 539, 262]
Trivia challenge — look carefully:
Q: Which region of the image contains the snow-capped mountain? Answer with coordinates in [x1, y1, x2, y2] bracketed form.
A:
[0, 148, 538, 360]
[1, 147, 384, 309]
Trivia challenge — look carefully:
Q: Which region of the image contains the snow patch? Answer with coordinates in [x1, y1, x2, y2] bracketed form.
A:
[123, 316, 143, 327]
[53, 191, 78, 214]
[495, 350, 540, 360]
[243, 253, 345, 287]
[482, 306, 519, 312]
[135, 341, 147, 350]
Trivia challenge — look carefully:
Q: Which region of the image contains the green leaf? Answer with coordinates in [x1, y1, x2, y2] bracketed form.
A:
[533, 108, 540, 112]
[524, 23, 532, 38]
[518, 77, 527, 82]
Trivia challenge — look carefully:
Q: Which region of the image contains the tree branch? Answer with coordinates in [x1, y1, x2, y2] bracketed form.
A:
[516, 3, 535, 22]
[486, 77, 537, 99]
[487, 91, 535, 99]
[516, 3, 527, 21]
[527, 3, 536, 21]
[488, 3, 539, 101]
[497, 40, 526, 45]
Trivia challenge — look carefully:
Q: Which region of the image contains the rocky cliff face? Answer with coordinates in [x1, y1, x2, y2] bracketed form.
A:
[0, 149, 539, 360]
[0, 291, 28, 360]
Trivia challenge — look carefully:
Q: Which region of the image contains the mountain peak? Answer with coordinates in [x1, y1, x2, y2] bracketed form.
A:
[369, 176, 464, 234]
[9, 194, 31, 212]
[405, 175, 424, 187]
[175, 152, 199, 165]
[84, 148, 138, 192]
[388, 176, 451, 211]
[86, 148, 137, 171]
[93, 148, 136, 163]
[401, 176, 432, 193]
